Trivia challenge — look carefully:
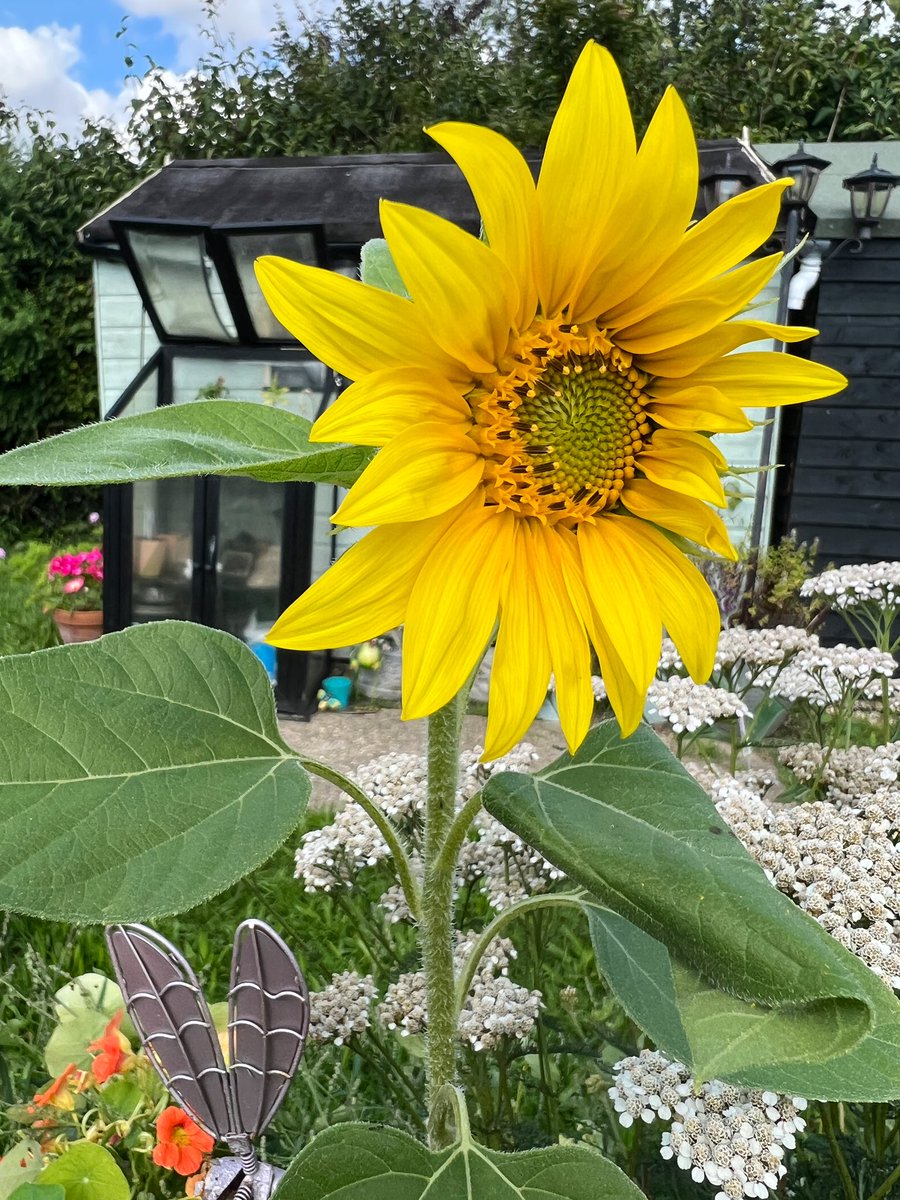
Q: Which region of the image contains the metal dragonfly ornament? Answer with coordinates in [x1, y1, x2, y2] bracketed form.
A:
[106, 920, 309, 1199]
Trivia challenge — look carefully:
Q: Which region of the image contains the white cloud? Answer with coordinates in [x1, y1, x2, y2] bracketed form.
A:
[0, 23, 127, 132]
[120, 0, 287, 67]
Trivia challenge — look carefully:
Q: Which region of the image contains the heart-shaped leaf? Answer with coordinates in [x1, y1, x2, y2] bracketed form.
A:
[483, 722, 900, 1093]
[0, 622, 309, 922]
[37, 1145, 128, 1200]
[275, 1121, 644, 1198]
[0, 402, 372, 488]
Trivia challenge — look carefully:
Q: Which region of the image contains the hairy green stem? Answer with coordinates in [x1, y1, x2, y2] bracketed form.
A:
[437, 789, 484, 876]
[453, 892, 585, 1019]
[821, 1102, 859, 1200]
[298, 757, 422, 922]
[422, 696, 466, 1148]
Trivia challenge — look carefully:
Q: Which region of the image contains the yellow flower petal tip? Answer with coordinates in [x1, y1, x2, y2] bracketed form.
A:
[258, 44, 843, 758]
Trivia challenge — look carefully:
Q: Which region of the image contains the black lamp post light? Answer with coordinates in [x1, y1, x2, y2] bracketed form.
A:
[842, 154, 900, 239]
[770, 141, 831, 209]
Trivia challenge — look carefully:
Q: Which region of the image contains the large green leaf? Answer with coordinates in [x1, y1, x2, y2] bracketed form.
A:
[37, 1145, 128, 1200]
[0, 401, 372, 488]
[483, 722, 900, 1093]
[275, 1122, 644, 1199]
[588, 902, 900, 1100]
[9, 1187, 66, 1200]
[0, 622, 309, 922]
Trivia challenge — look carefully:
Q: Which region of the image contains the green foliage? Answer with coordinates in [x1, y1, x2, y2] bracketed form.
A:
[483, 722, 900, 1096]
[0, 402, 373, 489]
[0, 115, 135, 540]
[276, 1108, 644, 1199]
[0, 622, 310, 922]
[0, 1143, 41, 1200]
[36, 1143, 129, 1200]
[742, 532, 825, 628]
[43, 974, 125, 1076]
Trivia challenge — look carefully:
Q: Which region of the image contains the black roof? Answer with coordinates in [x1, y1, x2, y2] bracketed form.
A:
[78, 140, 774, 254]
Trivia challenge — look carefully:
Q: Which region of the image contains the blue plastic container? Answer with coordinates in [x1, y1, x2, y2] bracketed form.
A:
[322, 675, 353, 709]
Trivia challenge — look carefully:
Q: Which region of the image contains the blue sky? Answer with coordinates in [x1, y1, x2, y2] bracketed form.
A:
[0, 1, 287, 131]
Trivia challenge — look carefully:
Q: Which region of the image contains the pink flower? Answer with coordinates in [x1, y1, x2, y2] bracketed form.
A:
[63, 578, 85, 594]
[88, 512, 101, 525]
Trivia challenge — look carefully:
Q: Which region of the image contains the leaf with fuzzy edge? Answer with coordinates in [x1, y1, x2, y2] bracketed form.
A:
[587, 902, 900, 1101]
[0, 622, 309, 923]
[0, 401, 372, 488]
[484, 722, 900, 1094]
[275, 1118, 644, 1198]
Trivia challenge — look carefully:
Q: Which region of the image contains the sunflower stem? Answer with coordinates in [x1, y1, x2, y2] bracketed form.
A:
[422, 693, 466, 1148]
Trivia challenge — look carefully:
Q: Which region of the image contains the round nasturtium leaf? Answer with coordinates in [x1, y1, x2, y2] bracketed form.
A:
[37, 1144, 129, 1200]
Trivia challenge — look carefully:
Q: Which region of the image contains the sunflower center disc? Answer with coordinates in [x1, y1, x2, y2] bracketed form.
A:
[469, 324, 652, 525]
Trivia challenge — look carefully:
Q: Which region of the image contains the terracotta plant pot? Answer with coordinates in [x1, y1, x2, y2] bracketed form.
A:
[53, 608, 104, 644]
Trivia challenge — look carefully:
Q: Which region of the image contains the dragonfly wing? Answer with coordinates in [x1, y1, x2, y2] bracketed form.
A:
[106, 923, 234, 1138]
[228, 920, 309, 1138]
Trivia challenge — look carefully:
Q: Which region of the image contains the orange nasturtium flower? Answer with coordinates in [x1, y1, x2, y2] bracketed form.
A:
[88, 1010, 132, 1083]
[256, 42, 846, 760]
[33, 1063, 83, 1111]
[152, 1106, 215, 1176]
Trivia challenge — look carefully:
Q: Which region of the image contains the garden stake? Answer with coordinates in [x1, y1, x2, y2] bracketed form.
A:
[106, 919, 308, 1198]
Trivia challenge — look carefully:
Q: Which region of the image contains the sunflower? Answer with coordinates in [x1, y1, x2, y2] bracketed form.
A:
[256, 42, 845, 760]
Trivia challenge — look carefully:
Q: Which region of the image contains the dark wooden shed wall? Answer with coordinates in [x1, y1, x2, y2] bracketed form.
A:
[777, 239, 900, 564]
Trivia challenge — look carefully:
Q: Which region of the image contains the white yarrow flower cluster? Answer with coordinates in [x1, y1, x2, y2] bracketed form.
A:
[295, 745, 539, 895]
[648, 677, 751, 734]
[459, 809, 566, 910]
[610, 1050, 806, 1200]
[760, 643, 896, 707]
[379, 933, 541, 1049]
[802, 560, 900, 611]
[308, 971, 377, 1045]
[717, 787, 900, 989]
[779, 741, 900, 803]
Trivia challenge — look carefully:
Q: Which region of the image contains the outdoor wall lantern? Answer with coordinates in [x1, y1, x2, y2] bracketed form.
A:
[770, 141, 831, 208]
[111, 219, 328, 345]
[842, 155, 900, 239]
[698, 167, 756, 214]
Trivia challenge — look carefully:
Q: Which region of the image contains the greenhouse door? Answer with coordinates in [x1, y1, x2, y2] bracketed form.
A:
[105, 474, 323, 714]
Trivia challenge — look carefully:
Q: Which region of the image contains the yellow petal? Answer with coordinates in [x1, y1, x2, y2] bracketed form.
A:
[334, 422, 483, 526]
[550, 527, 645, 735]
[578, 520, 661, 694]
[613, 254, 782, 355]
[255, 256, 461, 383]
[608, 517, 720, 681]
[647, 385, 753, 433]
[653, 351, 847, 406]
[526, 523, 594, 753]
[535, 42, 635, 317]
[638, 321, 818, 379]
[639, 435, 726, 507]
[484, 524, 552, 760]
[603, 179, 789, 327]
[654, 429, 728, 470]
[574, 87, 697, 323]
[311, 368, 470, 446]
[427, 121, 538, 331]
[380, 200, 518, 375]
[267, 507, 465, 650]
[619, 478, 737, 560]
[402, 507, 515, 718]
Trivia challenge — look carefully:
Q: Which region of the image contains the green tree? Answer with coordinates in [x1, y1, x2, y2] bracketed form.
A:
[0, 112, 136, 539]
